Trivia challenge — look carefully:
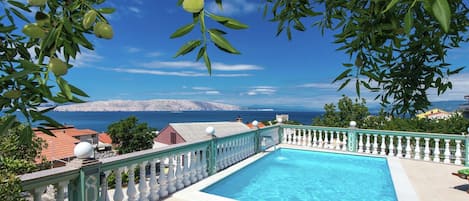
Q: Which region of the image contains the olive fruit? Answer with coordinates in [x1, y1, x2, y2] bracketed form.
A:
[182, 0, 204, 13]
[94, 22, 114, 39]
[83, 10, 97, 30]
[48, 58, 68, 76]
[22, 24, 46, 39]
[36, 12, 51, 28]
[4, 90, 21, 99]
[28, 0, 47, 7]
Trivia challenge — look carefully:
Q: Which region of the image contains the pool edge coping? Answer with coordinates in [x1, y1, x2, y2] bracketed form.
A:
[168, 144, 419, 201]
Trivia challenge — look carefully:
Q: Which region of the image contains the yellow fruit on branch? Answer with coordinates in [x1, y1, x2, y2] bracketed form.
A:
[94, 22, 114, 39]
[182, 0, 204, 13]
[22, 24, 46, 39]
[4, 90, 21, 99]
[28, 0, 47, 7]
[83, 10, 97, 29]
[48, 58, 68, 76]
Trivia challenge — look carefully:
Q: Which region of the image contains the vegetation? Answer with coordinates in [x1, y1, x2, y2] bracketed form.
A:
[313, 95, 469, 134]
[107, 116, 157, 154]
[0, 116, 49, 200]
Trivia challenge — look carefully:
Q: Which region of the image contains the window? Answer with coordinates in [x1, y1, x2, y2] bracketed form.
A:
[171, 132, 177, 144]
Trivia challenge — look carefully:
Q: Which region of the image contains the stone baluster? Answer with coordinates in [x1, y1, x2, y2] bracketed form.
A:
[455, 140, 462, 165]
[168, 156, 177, 194]
[372, 134, 379, 154]
[307, 130, 312, 147]
[176, 155, 184, 190]
[324, 131, 329, 148]
[396, 136, 403, 157]
[55, 181, 69, 201]
[138, 161, 148, 201]
[300, 129, 305, 146]
[443, 139, 451, 164]
[127, 164, 137, 201]
[190, 152, 198, 183]
[202, 148, 208, 178]
[388, 136, 394, 156]
[423, 138, 431, 161]
[312, 130, 318, 147]
[218, 144, 224, 170]
[380, 135, 387, 156]
[414, 137, 421, 160]
[292, 129, 297, 145]
[114, 168, 124, 201]
[197, 150, 204, 180]
[318, 131, 324, 148]
[149, 159, 160, 201]
[365, 134, 371, 153]
[405, 136, 412, 159]
[282, 128, 288, 144]
[358, 133, 364, 153]
[335, 132, 341, 150]
[183, 153, 191, 186]
[222, 143, 228, 169]
[433, 139, 441, 162]
[159, 157, 168, 198]
[241, 137, 247, 159]
[288, 129, 293, 144]
[100, 171, 110, 201]
[32, 186, 46, 201]
[341, 132, 347, 151]
[235, 139, 242, 162]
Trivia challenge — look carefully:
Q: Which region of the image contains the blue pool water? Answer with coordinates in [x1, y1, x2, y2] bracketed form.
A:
[203, 149, 397, 201]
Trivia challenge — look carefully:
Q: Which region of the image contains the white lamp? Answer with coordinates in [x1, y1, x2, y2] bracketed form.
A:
[349, 121, 357, 128]
[276, 117, 283, 124]
[74, 142, 94, 159]
[206, 126, 215, 136]
[252, 120, 259, 128]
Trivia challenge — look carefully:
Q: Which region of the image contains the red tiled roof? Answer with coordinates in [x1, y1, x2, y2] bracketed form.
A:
[98, 133, 113, 144]
[34, 131, 79, 163]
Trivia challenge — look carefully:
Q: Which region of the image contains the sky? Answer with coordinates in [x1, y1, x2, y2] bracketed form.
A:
[42, 1, 469, 110]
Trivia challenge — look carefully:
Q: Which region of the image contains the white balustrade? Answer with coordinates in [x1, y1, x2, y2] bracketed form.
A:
[312, 130, 318, 147]
[329, 131, 334, 149]
[318, 131, 324, 148]
[32, 186, 46, 201]
[127, 164, 137, 201]
[292, 130, 297, 145]
[114, 168, 124, 201]
[414, 137, 421, 160]
[197, 150, 204, 181]
[282, 128, 288, 144]
[159, 158, 168, 198]
[365, 134, 371, 154]
[324, 131, 329, 148]
[138, 161, 148, 201]
[341, 132, 347, 151]
[378, 135, 386, 155]
[149, 159, 160, 201]
[444, 139, 451, 164]
[455, 140, 462, 165]
[55, 181, 68, 201]
[358, 133, 364, 153]
[307, 130, 312, 147]
[168, 156, 177, 193]
[423, 138, 430, 161]
[335, 132, 341, 150]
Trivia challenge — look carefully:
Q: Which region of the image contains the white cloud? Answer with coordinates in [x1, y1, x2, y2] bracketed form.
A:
[72, 50, 103, 67]
[207, 0, 258, 16]
[107, 67, 250, 77]
[192, 87, 222, 95]
[298, 82, 338, 89]
[141, 60, 262, 71]
[192, 87, 213, 91]
[206, 91, 221, 95]
[129, 7, 140, 13]
[127, 47, 142, 53]
[246, 86, 277, 96]
[428, 73, 469, 101]
[146, 51, 162, 57]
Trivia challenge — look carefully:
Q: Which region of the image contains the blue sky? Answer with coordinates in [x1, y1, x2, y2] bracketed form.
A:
[58, 0, 469, 110]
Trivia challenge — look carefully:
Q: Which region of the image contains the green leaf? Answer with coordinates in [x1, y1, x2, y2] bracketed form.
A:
[382, 0, 399, 13]
[207, 13, 248, 29]
[10, 7, 30, 23]
[196, 46, 206, 61]
[173, 40, 202, 57]
[57, 77, 73, 100]
[333, 69, 352, 82]
[170, 23, 195, 39]
[432, 0, 451, 32]
[19, 125, 33, 145]
[338, 79, 351, 91]
[98, 8, 116, 14]
[69, 83, 89, 97]
[215, 0, 223, 10]
[0, 25, 16, 32]
[0, 115, 16, 136]
[7, 1, 30, 12]
[208, 29, 240, 54]
[356, 79, 361, 97]
[404, 10, 413, 35]
[203, 51, 211, 75]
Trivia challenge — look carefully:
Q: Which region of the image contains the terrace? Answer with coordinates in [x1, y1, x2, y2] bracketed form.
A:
[20, 122, 469, 201]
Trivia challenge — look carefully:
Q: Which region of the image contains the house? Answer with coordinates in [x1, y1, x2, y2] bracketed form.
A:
[416, 108, 452, 120]
[33, 126, 113, 167]
[154, 122, 251, 148]
[246, 121, 266, 129]
[461, 95, 469, 118]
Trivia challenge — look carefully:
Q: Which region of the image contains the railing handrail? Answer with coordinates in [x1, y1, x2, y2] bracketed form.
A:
[19, 166, 79, 191]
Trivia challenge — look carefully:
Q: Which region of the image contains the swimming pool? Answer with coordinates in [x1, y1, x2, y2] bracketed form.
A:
[202, 148, 397, 201]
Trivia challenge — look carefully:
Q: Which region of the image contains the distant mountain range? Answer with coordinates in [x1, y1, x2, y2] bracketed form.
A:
[54, 99, 242, 112]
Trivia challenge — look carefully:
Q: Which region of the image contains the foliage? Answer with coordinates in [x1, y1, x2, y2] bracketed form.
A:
[313, 95, 370, 127]
[0, 0, 114, 142]
[173, 0, 469, 116]
[0, 116, 49, 200]
[107, 116, 157, 154]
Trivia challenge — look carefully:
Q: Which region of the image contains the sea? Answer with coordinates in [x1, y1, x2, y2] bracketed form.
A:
[39, 111, 322, 132]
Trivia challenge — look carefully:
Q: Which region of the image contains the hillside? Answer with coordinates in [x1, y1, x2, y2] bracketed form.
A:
[54, 99, 242, 112]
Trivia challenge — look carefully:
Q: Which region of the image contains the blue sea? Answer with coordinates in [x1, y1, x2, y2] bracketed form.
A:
[38, 111, 322, 132]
